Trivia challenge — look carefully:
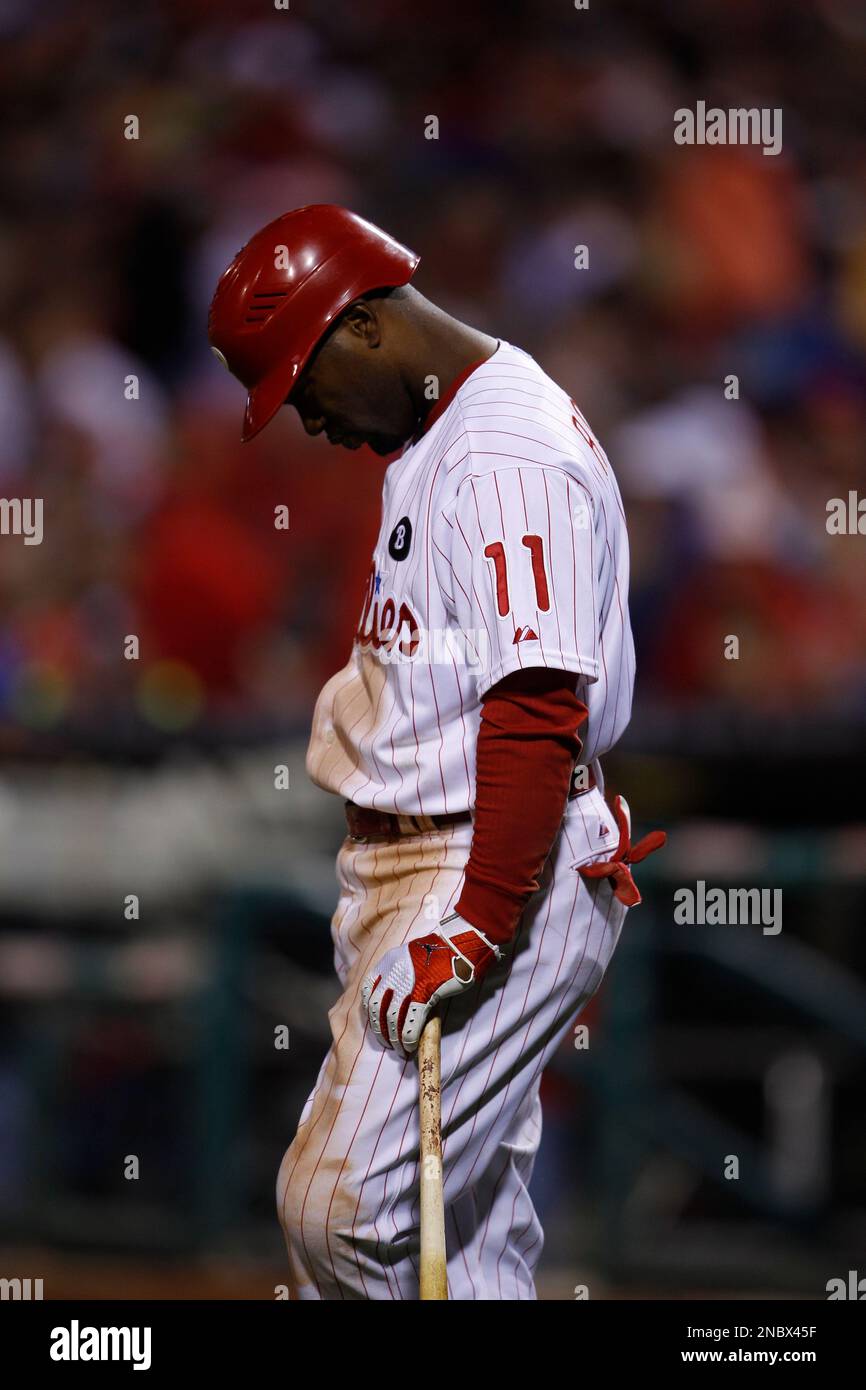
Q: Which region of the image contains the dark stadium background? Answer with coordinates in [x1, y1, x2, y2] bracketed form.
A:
[0, 0, 864, 1299]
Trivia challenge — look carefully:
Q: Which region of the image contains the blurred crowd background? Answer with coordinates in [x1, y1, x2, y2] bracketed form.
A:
[0, 0, 864, 1299]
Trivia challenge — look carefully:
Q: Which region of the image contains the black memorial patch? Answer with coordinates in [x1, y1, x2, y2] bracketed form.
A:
[388, 516, 413, 560]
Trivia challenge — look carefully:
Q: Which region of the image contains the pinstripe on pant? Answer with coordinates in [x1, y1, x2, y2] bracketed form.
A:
[276, 784, 626, 1300]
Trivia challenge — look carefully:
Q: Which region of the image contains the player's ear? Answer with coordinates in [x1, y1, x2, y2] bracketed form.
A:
[339, 299, 381, 348]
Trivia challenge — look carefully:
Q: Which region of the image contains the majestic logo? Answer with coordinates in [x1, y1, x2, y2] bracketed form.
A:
[513, 626, 538, 644]
[388, 517, 413, 560]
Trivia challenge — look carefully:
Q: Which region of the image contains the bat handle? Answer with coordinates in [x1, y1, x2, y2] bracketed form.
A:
[418, 1014, 448, 1300]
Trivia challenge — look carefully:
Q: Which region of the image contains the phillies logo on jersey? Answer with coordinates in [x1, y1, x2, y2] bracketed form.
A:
[356, 562, 421, 657]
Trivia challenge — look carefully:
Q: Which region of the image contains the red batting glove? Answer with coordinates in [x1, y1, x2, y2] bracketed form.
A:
[361, 912, 502, 1057]
[577, 795, 666, 907]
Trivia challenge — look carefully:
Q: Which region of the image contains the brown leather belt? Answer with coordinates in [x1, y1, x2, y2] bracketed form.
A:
[344, 802, 471, 840]
[344, 763, 598, 841]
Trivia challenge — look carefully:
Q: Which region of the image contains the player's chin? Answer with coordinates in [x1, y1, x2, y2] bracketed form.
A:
[333, 435, 387, 453]
[367, 434, 406, 457]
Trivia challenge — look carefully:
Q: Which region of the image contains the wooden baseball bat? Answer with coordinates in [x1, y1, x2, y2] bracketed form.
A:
[418, 1014, 448, 1299]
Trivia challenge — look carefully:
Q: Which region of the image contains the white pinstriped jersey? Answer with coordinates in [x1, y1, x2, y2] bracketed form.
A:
[305, 339, 635, 816]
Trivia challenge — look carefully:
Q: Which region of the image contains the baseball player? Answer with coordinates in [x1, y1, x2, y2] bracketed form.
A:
[208, 205, 664, 1300]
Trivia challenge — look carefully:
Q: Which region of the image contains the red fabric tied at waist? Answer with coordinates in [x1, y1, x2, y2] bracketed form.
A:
[577, 794, 666, 907]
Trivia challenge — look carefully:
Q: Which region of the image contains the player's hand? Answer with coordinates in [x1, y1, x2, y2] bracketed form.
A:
[360, 912, 502, 1057]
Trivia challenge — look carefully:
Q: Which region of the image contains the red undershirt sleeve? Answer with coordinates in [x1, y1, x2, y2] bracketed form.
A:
[454, 666, 589, 947]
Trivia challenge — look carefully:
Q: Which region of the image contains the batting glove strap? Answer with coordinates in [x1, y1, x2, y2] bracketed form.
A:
[437, 913, 504, 975]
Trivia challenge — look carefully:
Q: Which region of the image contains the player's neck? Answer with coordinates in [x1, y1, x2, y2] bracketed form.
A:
[400, 297, 498, 430]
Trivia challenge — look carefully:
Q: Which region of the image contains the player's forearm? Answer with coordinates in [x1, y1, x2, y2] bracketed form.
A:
[454, 667, 588, 946]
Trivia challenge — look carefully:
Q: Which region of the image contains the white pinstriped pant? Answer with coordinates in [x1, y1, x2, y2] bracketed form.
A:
[276, 784, 627, 1300]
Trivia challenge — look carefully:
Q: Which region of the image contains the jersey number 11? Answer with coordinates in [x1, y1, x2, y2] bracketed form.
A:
[483, 535, 550, 618]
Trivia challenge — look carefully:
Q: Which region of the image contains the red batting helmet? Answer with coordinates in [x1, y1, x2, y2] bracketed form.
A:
[208, 205, 420, 442]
